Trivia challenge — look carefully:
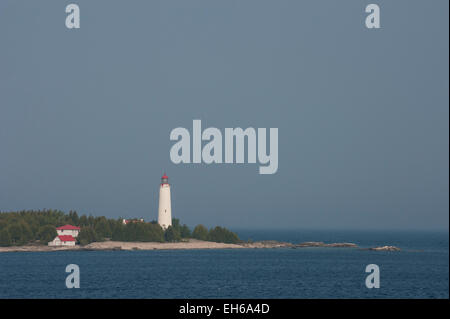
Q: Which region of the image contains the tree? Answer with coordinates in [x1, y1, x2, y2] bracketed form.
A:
[94, 217, 112, 239]
[111, 220, 125, 241]
[115, 222, 165, 243]
[171, 218, 191, 238]
[87, 215, 95, 227]
[180, 224, 191, 238]
[16, 221, 32, 244]
[0, 229, 11, 246]
[68, 211, 79, 225]
[164, 226, 181, 242]
[77, 226, 98, 245]
[8, 224, 23, 245]
[192, 224, 208, 241]
[207, 226, 241, 244]
[79, 215, 88, 226]
[172, 218, 180, 228]
[37, 225, 57, 243]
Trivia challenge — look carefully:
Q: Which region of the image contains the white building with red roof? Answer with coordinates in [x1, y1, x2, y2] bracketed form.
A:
[122, 218, 144, 225]
[56, 224, 80, 237]
[48, 235, 76, 246]
[48, 224, 80, 246]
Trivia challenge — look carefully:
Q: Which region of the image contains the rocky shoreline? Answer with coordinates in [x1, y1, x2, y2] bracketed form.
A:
[360, 245, 401, 251]
[241, 240, 359, 249]
[0, 239, 402, 253]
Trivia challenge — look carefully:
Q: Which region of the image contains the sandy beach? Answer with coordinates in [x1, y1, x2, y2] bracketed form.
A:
[0, 239, 245, 253]
[86, 239, 245, 250]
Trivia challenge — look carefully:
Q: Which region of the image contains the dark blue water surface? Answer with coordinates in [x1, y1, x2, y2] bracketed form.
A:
[0, 230, 448, 298]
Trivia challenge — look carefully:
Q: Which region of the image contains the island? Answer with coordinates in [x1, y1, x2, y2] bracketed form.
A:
[0, 209, 401, 253]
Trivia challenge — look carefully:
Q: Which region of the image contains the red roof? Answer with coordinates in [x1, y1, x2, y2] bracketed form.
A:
[162, 173, 168, 179]
[56, 224, 80, 230]
[57, 235, 76, 242]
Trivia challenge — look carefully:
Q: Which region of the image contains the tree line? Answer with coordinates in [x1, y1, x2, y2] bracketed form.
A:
[0, 209, 241, 246]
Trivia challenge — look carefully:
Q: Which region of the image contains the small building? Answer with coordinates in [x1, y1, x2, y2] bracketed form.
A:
[122, 218, 144, 225]
[56, 224, 80, 237]
[48, 224, 80, 247]
[48, 235, 76, 246]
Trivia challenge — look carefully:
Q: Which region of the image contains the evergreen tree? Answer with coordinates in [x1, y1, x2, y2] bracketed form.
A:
[192, 224, 208, 241]
[180, 224, 191, 238]
[79, 215, 88, 226]
[207, 226, 241, 244]
[8, 224, 23, 245]
[94, 217, 112, 239]
[0, 209, 241, 246]
[77, 226, 98, 245]
[37, 225, 57, 243]
[164, 226, 181, 242]
[0, 229, 11, 246]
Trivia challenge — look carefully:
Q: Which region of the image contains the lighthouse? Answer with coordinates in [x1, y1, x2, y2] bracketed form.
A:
[158, 173, 172, 230]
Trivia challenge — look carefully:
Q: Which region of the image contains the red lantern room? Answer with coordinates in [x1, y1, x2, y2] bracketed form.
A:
[161, 173, 169, 185]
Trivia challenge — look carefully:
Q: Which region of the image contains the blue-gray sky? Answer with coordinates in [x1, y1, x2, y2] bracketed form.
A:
[0, 0, 448, 230]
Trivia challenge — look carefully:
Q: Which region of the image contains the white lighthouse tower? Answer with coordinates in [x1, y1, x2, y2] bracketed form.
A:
[157, 173, 172, 230]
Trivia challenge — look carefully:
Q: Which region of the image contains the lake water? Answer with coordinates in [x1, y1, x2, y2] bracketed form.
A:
[0, 230, 448, 298]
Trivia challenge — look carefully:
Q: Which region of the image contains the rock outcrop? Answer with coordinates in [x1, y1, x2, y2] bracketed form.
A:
[242, 241, 358, 249]
[295, 242, 358, 248]
[364, 245, 401, 251]
[241, 240, 294, 248]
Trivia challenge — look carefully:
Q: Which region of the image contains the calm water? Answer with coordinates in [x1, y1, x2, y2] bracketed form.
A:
[0, 230, 448, 298]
